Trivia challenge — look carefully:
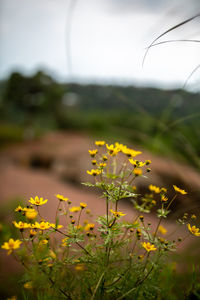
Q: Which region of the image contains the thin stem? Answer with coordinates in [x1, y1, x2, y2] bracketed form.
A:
[153, 217, 162, 241]
[166, 194, 177, 210]
[131, 238, 138, 255]
[142, 252, 150, 272]
[116, 264, 154, 300]
[55, 201, 61, 224]
[90, 271, 106, 300]
[55, 228, 92, 256]
[109, 217, 117, 229]
[41, 266, 72, 299]
[106, 196, 109, 226]
[128, 175, 136, 186]
[12, 253, 30, 271]
[177, 233, 190, 246]
[77, 209, 83, 227]
[36, 206, 43, 219]
[21, 231, 31, 252]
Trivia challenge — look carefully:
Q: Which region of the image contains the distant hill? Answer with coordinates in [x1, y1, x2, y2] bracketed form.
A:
[0, 71, 199, 168]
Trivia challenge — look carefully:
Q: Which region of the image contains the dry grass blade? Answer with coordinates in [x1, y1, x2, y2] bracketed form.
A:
[66, 0, 79, 77]
[183, 64, 200, 88]
[148, 39, 200, 48]
[142, 13, 200, 67]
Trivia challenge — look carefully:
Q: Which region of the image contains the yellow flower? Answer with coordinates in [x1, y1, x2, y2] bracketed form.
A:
[15, 206, 27, 212]
[95, 141, 105, 146]
[173, 185, 187, 195]
[69, 206, 81, 213]
[88, 149, 98, 157]
[106, 144, 119, 156]
[49, 249, 56, 259]
[62, 237, 69, 246]
[84, 223, 95, 231]
[13, 221, 30, 230]
[80, 202, 87, 209]
[149, 184, 161, 194]
[24, 281, 33, 290]
[138, 255, 144, 261]
[29, 229, 37, 237]
[187, 224, 200, 236]
[99, 162, 107, 168]
[161, 187, 167, 193]
[87, 169, 102, 176]
[1, 238, 22, 255]
[122, 146, 142, 158]
[102, 155, 108, 161]
[191, 214, 197, 220]
[142, 242, 157, 252]
[161, 195, 168, 202]
[75, 263, 85, 271]
[110, 209, 126, 218]
[129, 159, 145, 167]
[145, 160, 151, 165]
[50, 223, 63, 229]
[7, 296, 17, 300]
[39, 239, 48, 246]
[158, 225, 167, 235]
[91, 160, 97, 165]
[133, 168, 142, 176]
[55, 194, 69, 202]
[75, 225, 83, 230]
[25, 208, 38, 220]
[33, 221, 51, 230]
[29, 196, 48, 206]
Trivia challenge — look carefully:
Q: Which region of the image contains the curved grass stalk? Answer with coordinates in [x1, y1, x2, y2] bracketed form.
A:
[142, 12, 200, 67]
[183, 64, 200, 88]
[148, 39, 200, 48]
[90, 270, 106, 300]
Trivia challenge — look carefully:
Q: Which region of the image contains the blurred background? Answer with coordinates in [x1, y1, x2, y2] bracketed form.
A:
[0, 0, 200, 298]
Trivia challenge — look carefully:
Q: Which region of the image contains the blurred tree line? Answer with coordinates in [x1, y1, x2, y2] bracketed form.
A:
[0, 71, 199, 168]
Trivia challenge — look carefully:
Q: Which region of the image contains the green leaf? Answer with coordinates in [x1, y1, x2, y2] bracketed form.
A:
[81, 182, 95, 187]
[157, 208, 170, 218]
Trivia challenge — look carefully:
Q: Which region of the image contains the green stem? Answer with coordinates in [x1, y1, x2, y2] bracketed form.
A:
[142, 252, 150, 272]
[55, 228, 92, 257]
[166, 194, 177, 210]
[55, 201, 61, 225]
[40, 265, 72, 299]
[106, 196, 109, 226]
[131, 238, 138, 255]
[36, 206, 43, 219]
[77, 209, 83, 227]
[153, 217, 162, 241]
[116, 264, 154, 300]
[90, 271, 106, 300]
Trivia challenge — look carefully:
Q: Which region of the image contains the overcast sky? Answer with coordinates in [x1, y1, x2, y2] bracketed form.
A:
[0, 0, 200, 91]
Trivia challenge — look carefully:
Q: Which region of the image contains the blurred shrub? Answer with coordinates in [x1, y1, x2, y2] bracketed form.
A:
[0, 71, 199, 168]
[0, 124, 24, 147]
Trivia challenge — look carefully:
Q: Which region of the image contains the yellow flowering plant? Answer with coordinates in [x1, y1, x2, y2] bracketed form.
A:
[1, 141, 200, 300]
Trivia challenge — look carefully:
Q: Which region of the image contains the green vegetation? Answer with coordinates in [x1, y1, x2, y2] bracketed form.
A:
[1, 141, 200, 299]
[0, 71, 199, 168]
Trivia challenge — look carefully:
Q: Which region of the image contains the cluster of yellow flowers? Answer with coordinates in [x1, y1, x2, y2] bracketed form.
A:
[1, 193, 96, 256]
[1, 140, 199, 274]
[87, 140, 151, 178]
